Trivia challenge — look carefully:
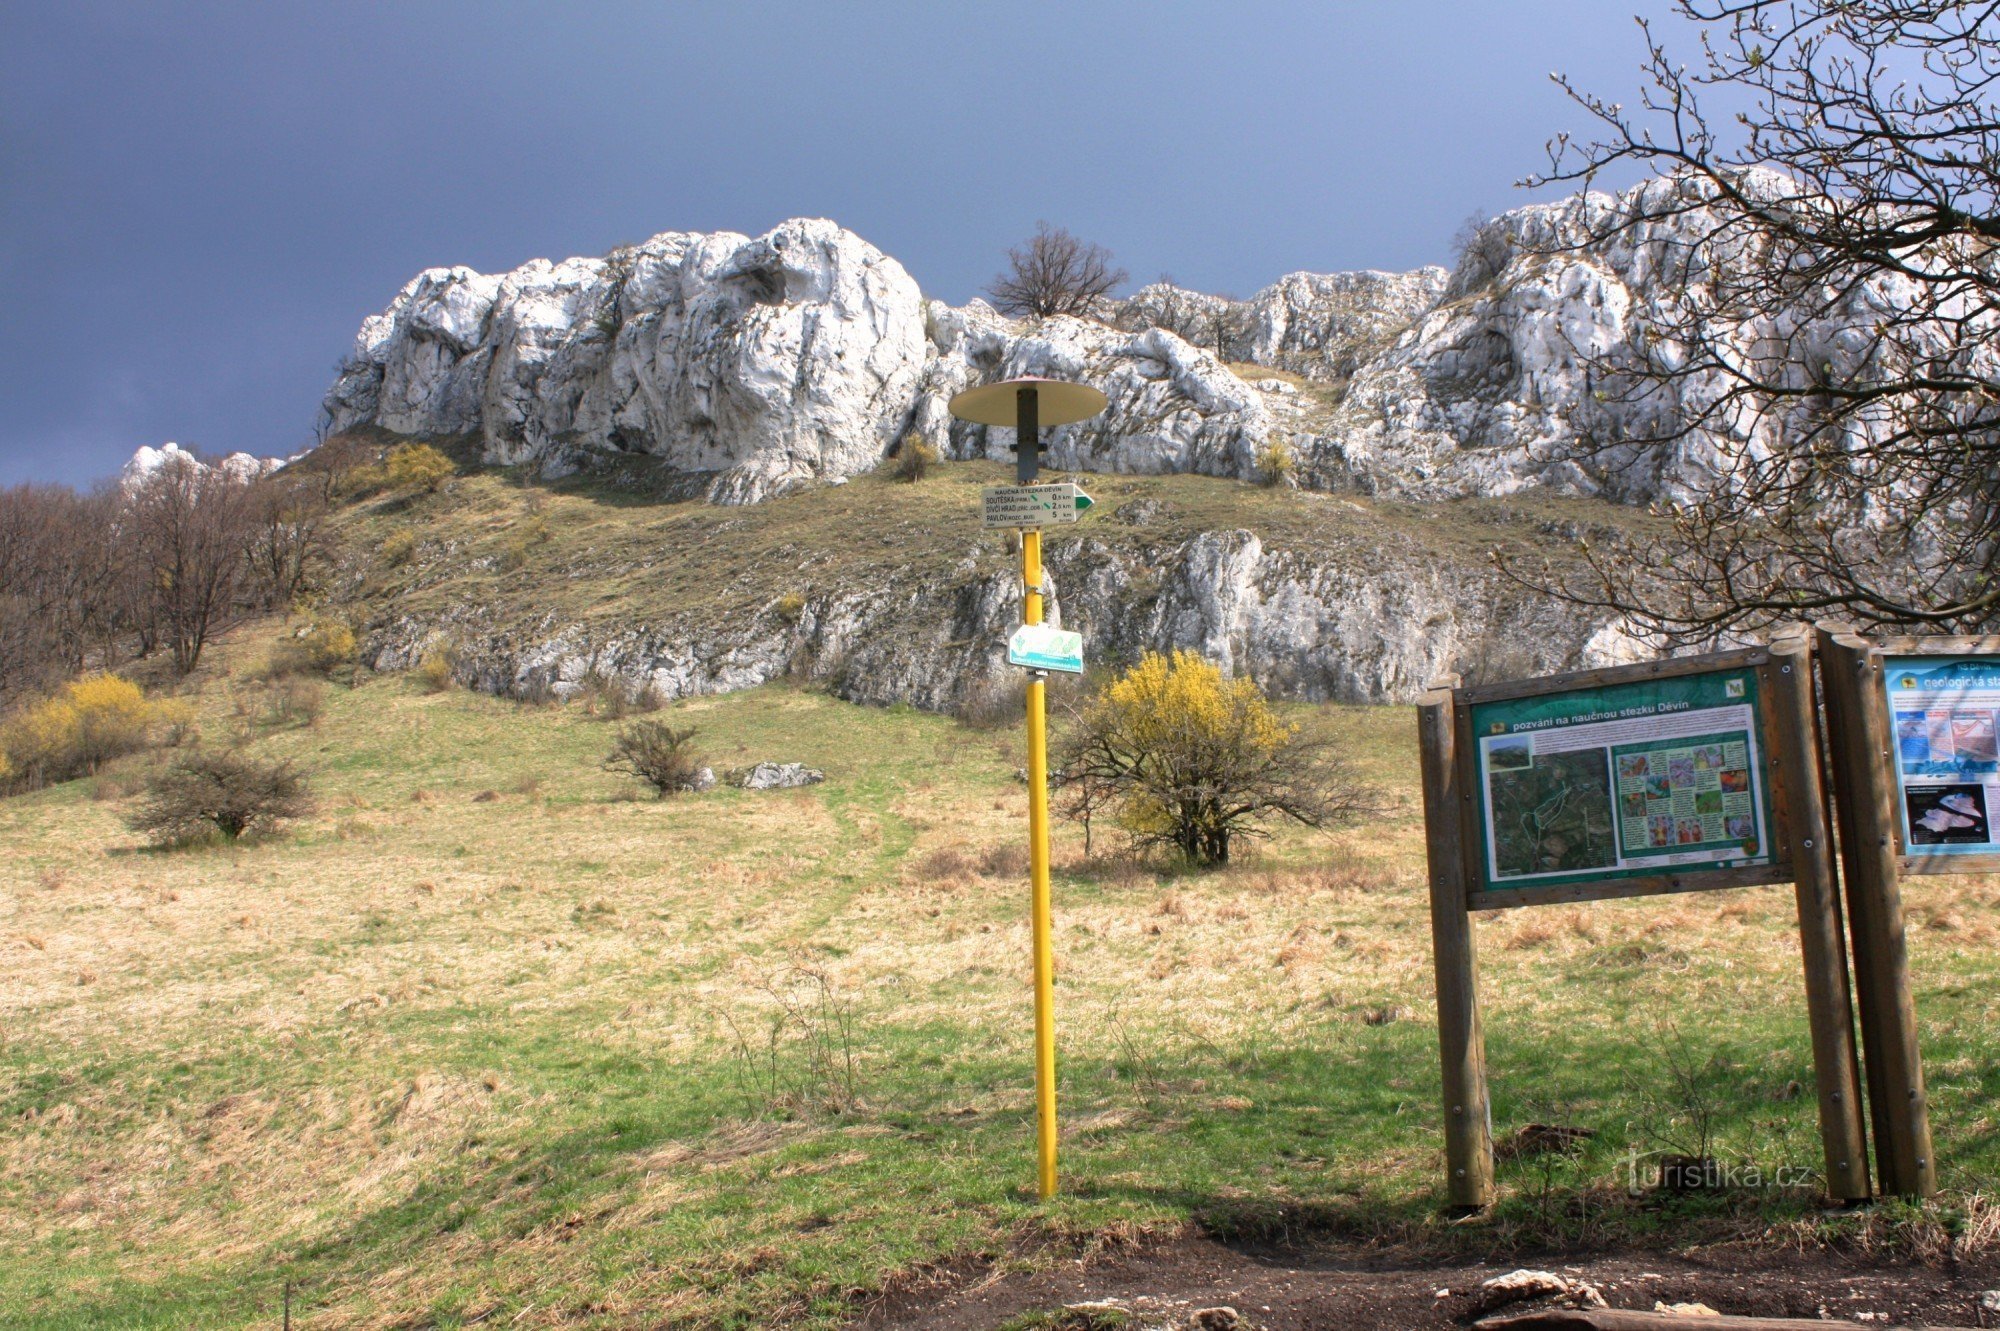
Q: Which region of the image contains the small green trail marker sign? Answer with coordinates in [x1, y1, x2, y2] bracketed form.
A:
[982, 482, 1094, 529]
[1008, 624, 1084, 674]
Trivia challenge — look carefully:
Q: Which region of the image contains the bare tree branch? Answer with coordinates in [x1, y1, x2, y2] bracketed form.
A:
[1507, 1, 2000, 640]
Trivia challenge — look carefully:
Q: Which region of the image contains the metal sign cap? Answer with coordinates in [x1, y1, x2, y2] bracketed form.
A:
[948, 377, 1108, 427]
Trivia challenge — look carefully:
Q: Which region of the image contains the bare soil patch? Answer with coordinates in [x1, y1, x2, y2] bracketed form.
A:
[856, 1232, 1999, 1330]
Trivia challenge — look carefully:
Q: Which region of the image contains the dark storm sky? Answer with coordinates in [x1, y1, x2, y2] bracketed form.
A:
[0, 2, 1653, 486]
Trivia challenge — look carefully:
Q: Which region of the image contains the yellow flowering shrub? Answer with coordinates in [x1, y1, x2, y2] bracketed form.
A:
[1, 673, 161, 790]
[1056, 649, 1371, 864]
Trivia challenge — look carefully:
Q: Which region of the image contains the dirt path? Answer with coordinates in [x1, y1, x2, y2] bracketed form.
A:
[856, 1234, 1999, 1330]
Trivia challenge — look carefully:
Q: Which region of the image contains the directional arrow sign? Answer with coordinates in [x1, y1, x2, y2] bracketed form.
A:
[1008, 624, 1085, 674]
[982, 482, 1094, 529]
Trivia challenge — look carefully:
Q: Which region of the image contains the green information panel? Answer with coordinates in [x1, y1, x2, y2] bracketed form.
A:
[1468, 669, 1778, 895]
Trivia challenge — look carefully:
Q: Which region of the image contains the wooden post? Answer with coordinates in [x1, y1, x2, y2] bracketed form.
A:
[1764, 631, 1871, 1201]
[1815, 625, 1936, 1197]
[1418, 679, 1494, 1209]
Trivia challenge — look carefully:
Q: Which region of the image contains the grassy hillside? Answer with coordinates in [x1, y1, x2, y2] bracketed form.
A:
[2, 627, 1997, 1329]
[320, 450, 1649, 657]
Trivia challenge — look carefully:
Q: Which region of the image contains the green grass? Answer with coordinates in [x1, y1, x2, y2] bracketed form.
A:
[1, 638, 1996, 1328]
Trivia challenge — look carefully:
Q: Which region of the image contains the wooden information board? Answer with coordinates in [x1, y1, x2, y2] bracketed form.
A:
[1460, 650, 1789, 909]
[1418, 634, 1869, 1208]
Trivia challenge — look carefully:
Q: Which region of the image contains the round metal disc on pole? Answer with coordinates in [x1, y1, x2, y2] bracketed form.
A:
[948, 376, 1108, 427]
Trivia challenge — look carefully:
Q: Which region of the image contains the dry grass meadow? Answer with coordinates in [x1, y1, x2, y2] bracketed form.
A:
[3, 623, 1999, 1328]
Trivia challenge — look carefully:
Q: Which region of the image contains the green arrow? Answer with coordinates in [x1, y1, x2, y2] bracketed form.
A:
[1074, 488, 1094, 512]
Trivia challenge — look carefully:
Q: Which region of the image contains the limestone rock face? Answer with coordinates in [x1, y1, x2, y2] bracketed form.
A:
[121, 442, 280, 489]
[361, 516, 1629, 713]
[1241, 268, 1449, 384]
[1292, 169, 1919, 505]
[327, 173, 1907, 511]
[326, 220, 929, 503]
[918, 317, 1278, 484]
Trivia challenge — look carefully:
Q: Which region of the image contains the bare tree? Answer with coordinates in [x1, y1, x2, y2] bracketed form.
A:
[126, 452, 256, 674]
[1511, 1, 2000, 638]
[243, 470, 332, 611]
[987, 222, 1128, 320]
[0, 485, 128, 701]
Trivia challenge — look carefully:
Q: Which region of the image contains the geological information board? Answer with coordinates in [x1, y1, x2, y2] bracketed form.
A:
[1884, 655, 2000, 859]
[1468, 668, 1777, 895]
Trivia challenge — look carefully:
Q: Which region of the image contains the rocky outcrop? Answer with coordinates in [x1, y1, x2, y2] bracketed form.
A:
[329, 173, 1893, 511]
[360, 520, 1629, 711]
[326, 220, 929, 504]
[912, 314, 1280, 484]
[1288, 169, 1921, 505]
[122, 442, 280, 489]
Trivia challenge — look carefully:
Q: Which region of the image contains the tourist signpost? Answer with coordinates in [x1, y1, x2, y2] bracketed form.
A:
[948, 376, 1108, 1200]
[1417, 635, 1871, 1206]
[982, 481, 1095, 529]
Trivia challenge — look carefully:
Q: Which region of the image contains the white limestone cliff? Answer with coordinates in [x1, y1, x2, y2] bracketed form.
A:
[121, 442, 280, 489]
[327, 220, 930, 504]
[328, 173, 1899, 510]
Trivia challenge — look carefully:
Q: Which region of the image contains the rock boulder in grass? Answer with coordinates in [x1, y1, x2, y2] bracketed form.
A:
[737, 763, 824, 790]
[326, 220, 930, 503]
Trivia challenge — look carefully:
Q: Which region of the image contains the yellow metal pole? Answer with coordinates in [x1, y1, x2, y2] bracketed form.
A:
[1022, 526, 1058, 1199]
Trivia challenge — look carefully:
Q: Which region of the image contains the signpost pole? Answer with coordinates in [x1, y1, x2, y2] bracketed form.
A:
[1816, 625, 1935, 1197]
[1023, 524, 1058, 1199]
[950, 375, 1107, 1202]
[1017, 385, 1059, 1200]
[1417, 678, 1493, 1209]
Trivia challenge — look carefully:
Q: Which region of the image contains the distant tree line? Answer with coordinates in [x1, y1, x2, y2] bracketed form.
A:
[0, 447, 346, 702]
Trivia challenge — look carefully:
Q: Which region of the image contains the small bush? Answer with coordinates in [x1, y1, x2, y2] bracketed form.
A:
[604, 721, 706, 797]
[262, 677, 326, 727]
[152, 698, 198, 747]
[384, 442, 454, 494]
[774, 592, 807, 624]
[1254, 438, 1294, 487]
[1, 674, 159, 790]
[576, 674, 629, 719]
[496, 516, 551, 571]
[379, 529, 419, 567]
[130, 750, 314, 846]
[954, 674, 1026, 730]
[914, 846, 974, 882]
[338, 461, 389, 498]
[271, 620, 358, 678]
[978, 842, 1030, 878]
[893, 433, 939, 483]
[416, 648, 457, 693]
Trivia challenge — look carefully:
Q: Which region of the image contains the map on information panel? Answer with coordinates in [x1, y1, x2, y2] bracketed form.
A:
[1884, 655, 2000, 858]
[1468, 669, 1777, 894]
